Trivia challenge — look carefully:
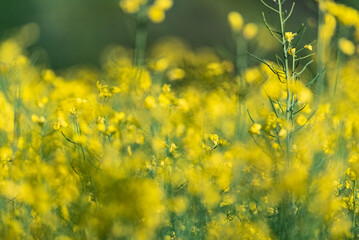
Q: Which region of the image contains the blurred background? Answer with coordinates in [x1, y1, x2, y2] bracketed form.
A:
[1, 0, 357, 70]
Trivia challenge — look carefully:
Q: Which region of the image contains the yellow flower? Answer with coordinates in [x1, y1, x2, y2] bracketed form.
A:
[320, 14, 336, 43]
[278, 128, 287, 139]
[119, 0, 147, 14]
[154, 0, 173, 10]
[285, 32, 297, 43]
[148, 6, 165, 23]
[69, 106, 77, 115]
[53, 122, 61, 130]
[288, 47, 296, 56]
[304, 44, 313, 51]
[206, 62, 224, 76]
[31, 114, 45, 125]
[31, 114, 39, 123]
[243, 23, 258, 40]
[168, 68, 185, 81]
[249, 123, 262, 135]
[228, 11, 243, 33]
[144, 95, 156, 109]
[296, 114, 307, 126]
[338, 38, 355, 56]
[151, 58, 169, 72]
[97, 122, 106, 132]
[169, 143, 177, 153]
[42, 69, 56, 81]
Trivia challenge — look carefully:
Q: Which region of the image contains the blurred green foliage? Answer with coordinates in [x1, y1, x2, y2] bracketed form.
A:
[0, 0, 356, 69]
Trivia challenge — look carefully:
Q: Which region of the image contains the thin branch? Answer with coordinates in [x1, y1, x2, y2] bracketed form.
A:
[306, 67, 326, 87]
[293, 103, 307, 115]
[294, 109, 317, 133]
[61, 131, 78, 145]
[247, 109, 255, 123]
[284, 2, 296, 22]
[293, 24, 306, 48]
[276, 54, 285, 70]
[266, 93, 279, 118]
[297, 53, 316, 61]
[294, 60, 313, 77]
[262, 12, 282, 43]
[247, 52, 284, 82]
[260, 0, 280, 13]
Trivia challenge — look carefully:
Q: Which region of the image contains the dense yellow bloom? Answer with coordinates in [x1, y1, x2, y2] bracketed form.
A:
[0, 3, 359, 239]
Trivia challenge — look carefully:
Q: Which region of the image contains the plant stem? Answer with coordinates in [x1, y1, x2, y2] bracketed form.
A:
[317, 0, 325, 97]
[235, 34, 248, 139]
[236, 35, 248, 75]
[12, 85, 21, 153]
[278, 1, 296, 238]
[278, 1, 290, 124]
[353, 180, 357, 231]
[134, 5, 148, 66]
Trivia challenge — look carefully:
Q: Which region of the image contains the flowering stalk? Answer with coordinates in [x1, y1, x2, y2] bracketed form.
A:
[257, 0, 317, 238]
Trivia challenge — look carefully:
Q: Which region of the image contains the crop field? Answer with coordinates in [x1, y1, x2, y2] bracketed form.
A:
[0, 0, 359, 239]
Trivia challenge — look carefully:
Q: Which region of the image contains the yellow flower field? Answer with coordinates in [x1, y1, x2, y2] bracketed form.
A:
[0, 0, 359, 239]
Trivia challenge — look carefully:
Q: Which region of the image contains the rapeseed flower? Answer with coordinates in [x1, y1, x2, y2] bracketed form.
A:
[249, 123, 262, 135]
[338, 38, 355, 56]
[228, 11, 244, 33]
[285, 32, 296, 43]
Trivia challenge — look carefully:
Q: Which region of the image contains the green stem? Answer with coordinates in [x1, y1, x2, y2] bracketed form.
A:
[236, 34, 248, 139]
[12, 85, 21, 153]
[278, 1, 296, 238]
[353, 180, 357, 231]
[134, 5, 148, 66]
[236, 35, 248, 75]
[278, 0, 292, 167]
[317, 0, 326, 97]
[278, 1, 290, 123]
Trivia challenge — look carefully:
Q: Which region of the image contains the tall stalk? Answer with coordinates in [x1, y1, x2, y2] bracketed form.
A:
[278, 1, 296, 238]
[134, 5, 148, 67]
[257, 0, 310, 238]
[278, 0, 293, 166]
[353, 180, 357, 233]
[236, 34, 248, 140]
[317, 0, 325, 97]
